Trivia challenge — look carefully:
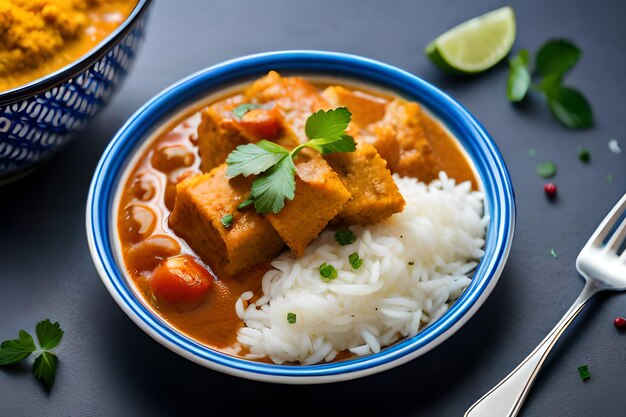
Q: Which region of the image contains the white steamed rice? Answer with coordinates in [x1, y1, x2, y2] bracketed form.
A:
[235, 172, 488, 364]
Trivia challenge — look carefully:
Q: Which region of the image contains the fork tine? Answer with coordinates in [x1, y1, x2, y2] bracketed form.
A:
[589, 193, 626, 247]
[606, 216, 626, 252]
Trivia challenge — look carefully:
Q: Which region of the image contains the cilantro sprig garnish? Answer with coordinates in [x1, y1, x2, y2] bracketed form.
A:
[0, 319, 63, 390]
[226, 107, 356, 214]
[507, 39, 593, 128]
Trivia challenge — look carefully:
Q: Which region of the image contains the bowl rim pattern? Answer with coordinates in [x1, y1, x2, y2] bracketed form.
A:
[86, 51, 516, 383]
[0, 0, 153, 106]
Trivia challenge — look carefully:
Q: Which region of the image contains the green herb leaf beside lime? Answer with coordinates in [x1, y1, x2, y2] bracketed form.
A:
[507, 49, 531, 101]
[506, 38, 593, 128]
[535, 39, 581, 78]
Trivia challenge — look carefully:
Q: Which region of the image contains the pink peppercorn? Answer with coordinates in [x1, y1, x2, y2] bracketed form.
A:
[544, 183, 557, 197]
[614, 317, 626, 329]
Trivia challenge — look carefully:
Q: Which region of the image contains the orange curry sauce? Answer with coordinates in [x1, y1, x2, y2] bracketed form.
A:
[116, 83, 477, 361]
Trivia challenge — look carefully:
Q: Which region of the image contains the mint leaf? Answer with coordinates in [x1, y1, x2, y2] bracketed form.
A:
[545, 86, 593, 128]
[35, 319, 63, 351]
[33, 351, 57, 390]
[0, 330, 36, 365]
[226, 141, 289, 178]
[232, 103, 262, 119]
[305, 108, 352, 140]
[251, 156, 296, 213]
[507, 49, 531, 102]
[536, 39, 581, 77]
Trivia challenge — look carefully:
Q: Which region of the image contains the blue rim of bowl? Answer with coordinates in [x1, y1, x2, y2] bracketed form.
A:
[0, 0, 153, 106]
[87, 51, 515, 379]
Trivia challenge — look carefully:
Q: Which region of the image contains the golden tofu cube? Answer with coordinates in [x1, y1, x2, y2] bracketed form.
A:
[169, 165, 284, 275]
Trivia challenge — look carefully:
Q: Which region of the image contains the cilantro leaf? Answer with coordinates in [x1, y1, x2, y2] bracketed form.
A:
[0, 330, 36, 365]
[35, 319, 63, 351]
[305, 108, 352, 140]
[507, 49, 531, 102]
[301, 134, 357, 155]
[251, 156, 296, 213]
[232, 103, 262, 119]
[226, 107, 355, 215]
[226, 141, 289, 178]
[536, 39, 581, 78]
[545, 86, 593, 128]
[33, 351, 57, 390]
[319, 135, 356, 154]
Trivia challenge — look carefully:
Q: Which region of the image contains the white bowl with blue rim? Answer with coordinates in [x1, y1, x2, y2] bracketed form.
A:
[0, 0, 154, 182]
[86, 51, 515, 383]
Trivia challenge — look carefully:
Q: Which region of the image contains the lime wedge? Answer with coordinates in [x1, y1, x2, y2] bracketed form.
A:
[425, 6, 516, 74]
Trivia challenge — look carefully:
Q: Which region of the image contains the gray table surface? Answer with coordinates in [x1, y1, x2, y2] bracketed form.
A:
[1, 0, 625, 416]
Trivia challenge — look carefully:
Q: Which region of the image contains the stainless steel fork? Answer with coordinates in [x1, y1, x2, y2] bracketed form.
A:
[465, 192, 626, 417]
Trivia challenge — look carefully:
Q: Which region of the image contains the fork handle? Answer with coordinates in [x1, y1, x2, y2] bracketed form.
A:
[465, 280, 602, 417]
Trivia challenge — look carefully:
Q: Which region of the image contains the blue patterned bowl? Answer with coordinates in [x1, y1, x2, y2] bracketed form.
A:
[87, 51, 515, 383]
[0, 0, 153, 182]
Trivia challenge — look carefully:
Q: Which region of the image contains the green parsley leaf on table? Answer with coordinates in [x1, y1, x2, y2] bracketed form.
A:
[535, 39, 581, 78]
[232, 103, 262, 119]
[35, 319, 63, 350]
[33, 351, 58, 390]
[226, 107, 355, 214]
[0, 330, 36, 365]
[0, 319, 63, 390]
[506, 49, 531, 102]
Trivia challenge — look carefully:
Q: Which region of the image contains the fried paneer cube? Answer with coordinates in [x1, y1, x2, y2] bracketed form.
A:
[265, 156, 351, 256]
[372, 99, 442, 182]
[325, 143, 405, 225]
[169, 165, 284, 275]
